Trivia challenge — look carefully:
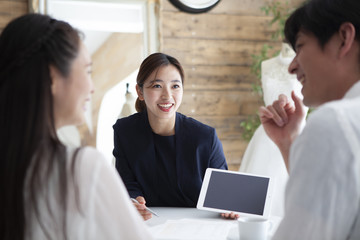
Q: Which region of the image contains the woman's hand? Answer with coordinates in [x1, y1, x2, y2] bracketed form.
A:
[221, 212, 239, 219]
[133, 196, 152, 221]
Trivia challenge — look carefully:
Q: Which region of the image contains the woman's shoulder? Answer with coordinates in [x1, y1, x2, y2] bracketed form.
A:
[66, 146, 104, 159]
[66, 146, 111, 174]
[65, 146, 121, 200]
[63, 146, 153, 239]
[113, 112, 143, 130]
[177, 112, 215, 134]
[78, 146, 107, 159]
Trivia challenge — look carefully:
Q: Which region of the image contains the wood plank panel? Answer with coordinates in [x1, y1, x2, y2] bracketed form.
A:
[0, 1, 27, 13]
[0, 2, 13, 28]
[0, 1, 27, 28]
[162, 38, 281, 66]
[162, 0, 266, 15]
[162, 0, 305, 16]
[161, 12, 276, 41]
[191, 115, 246, 140]
[11, 1, 27, 13]
[221, 138, 249, 164]
[183, 65, 256, 91]
[179, 90, 263, 116]
[228, 164, 240, 171]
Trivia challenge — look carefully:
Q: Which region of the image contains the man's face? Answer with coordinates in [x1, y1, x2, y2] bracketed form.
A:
[288, 31, 345, 107]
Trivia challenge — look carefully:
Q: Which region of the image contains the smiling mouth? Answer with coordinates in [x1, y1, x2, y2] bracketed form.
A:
[158, 103, 174, 111]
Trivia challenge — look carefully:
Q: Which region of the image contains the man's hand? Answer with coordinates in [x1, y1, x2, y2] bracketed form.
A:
[259, 91, 307, 171]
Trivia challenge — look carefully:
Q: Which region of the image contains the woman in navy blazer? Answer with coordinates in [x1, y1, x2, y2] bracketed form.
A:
[113, 53, 228, 220]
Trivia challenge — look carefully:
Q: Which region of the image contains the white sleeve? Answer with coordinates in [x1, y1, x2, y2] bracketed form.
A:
[272, 107, 359, 240]
[77, 147, 154, 240]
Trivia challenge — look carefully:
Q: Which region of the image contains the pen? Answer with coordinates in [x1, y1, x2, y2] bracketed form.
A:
[130, 198, 159, 217]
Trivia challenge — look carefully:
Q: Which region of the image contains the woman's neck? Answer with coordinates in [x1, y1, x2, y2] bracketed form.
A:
[148, 113, 176, 136]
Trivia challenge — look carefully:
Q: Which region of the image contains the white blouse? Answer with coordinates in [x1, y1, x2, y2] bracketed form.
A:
[25, 146, 153, 240]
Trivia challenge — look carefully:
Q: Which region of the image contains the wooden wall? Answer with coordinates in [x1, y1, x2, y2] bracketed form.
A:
[159, 0, 303, 170]
[0, 0, 27, 32]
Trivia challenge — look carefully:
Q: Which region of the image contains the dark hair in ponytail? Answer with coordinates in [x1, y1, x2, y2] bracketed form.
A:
[0, 14, 81, 240]
[135, 53, 185, 112]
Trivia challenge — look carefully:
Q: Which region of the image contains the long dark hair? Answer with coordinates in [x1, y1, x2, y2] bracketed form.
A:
[135, 53, 185, 112]
[0, 14, 81, 240]
[285, 0, 360, 50]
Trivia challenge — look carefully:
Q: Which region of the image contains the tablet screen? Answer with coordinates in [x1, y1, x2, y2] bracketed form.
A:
[197, 168, 272, 217]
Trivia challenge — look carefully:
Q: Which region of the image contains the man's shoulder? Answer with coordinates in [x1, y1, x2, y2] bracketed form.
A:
[294, 96, 360, 154]
[309, 96, 360, 126]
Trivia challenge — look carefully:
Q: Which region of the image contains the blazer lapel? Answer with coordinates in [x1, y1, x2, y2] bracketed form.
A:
[174, 113, 194, 205]
[137, 111, 158, 181]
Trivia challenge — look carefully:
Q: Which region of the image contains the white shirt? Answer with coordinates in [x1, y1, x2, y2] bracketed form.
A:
[273, 81, 360, 240]
[25, 147, 153, 240]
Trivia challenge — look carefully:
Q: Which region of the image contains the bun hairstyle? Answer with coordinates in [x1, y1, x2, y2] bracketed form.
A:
[135, 53, 185, 112]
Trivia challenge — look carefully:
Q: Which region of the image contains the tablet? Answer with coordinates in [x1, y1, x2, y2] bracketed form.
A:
[197, 168, 273, 218]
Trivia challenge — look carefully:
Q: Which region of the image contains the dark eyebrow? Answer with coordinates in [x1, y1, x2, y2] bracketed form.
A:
[149, 79, 163, 84]
[149, 79, 181, 84]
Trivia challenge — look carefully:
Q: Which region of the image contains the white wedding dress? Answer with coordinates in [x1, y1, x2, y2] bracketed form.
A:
[239, 43, 307, 217]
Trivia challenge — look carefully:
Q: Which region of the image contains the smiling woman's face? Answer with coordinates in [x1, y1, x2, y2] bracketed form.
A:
[136, 64, 183, 121]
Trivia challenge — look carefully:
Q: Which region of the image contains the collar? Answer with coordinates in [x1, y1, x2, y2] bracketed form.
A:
[344, 80, 360, 99]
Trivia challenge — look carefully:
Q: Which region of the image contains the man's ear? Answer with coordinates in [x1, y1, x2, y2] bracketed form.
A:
[338, 22, 356, 58]
[136, 84, 144, 100]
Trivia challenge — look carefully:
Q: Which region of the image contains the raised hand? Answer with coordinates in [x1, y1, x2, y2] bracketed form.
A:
[259, 91, 307, 171]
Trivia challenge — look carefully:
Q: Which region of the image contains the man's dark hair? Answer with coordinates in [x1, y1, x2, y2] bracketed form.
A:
[285, 0, 360, 50]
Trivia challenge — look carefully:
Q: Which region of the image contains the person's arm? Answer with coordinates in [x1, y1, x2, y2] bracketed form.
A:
[113, 127, 143, 198]
[273, 108, 358, 240]
[113, 126, 153, 220]
[208, 129, 228, 170]
[258, 91, 306, 172]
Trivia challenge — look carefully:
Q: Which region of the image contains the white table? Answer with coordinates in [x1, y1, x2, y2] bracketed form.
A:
[146, 207, 281, 240]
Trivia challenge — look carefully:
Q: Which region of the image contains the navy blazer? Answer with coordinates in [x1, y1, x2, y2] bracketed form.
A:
[113, 111, 228, 207]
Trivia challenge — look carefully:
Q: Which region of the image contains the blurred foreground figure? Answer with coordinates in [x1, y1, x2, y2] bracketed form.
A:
[259, 0, 360, 239]
[0, 14, 153, 240]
